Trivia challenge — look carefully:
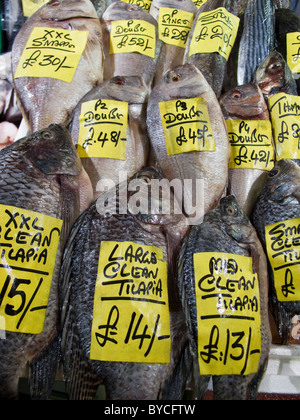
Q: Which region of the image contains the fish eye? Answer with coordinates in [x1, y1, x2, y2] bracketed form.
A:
[41, 130, 53, 140]
[138, 175, 152, 184]
[230, 89, 242, 100]
[111, 76, 126, 85]
[269, 168, 279, 178]
[222, 203, 238, 216]
[166, 71, 181, 83]
[269, 62, 282, 71]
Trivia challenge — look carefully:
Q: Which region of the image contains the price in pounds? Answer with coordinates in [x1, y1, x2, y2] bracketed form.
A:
[82, 127, 126, 150]
[231, 145, 274, 170]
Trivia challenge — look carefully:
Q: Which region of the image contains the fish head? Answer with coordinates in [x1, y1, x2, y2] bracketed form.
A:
[36, 0, 98, 20]
[108, 76, 149, 104]
[127, 167, 185, 227]
[103, 2, 149, 21]
[263, 159, 300, 203]
[25, 124, 82, 176]
[220, 82, 268, 120]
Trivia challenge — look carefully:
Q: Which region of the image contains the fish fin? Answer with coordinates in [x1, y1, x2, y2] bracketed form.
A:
[29, 334, 60, 400]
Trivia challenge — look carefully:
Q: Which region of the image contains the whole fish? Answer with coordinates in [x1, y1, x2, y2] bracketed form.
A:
[149, 0, 197, 86]
[184, 0, 239, 98]
[146, 63, 230, 222]
[11, 0, 104, 132]
[69, 75, 150, 199]
[220, 82, 273, 215]
[178, 195, 271, 400]
[237, 0, 275, 86]
[60, 167, 189, 400]
[102, 2, 162, 87]
[0, 124, 92, 399]
[254, 51, 298, 99]
[252, 159, 300, 344]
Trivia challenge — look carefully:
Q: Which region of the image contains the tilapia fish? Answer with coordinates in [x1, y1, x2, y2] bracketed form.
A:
[254, 51, 298, 99]
[70, 75, 149, 199]
[12, 0, 104, 132]
[184, 0, 239, 98]
[220, 82, 272, 215]
[252, 159, 300, 344]
[60, 167, 189, 400]
[0, 124, 92, 399]
[102, 2, 162, 87]
[178, 196, 271, 400]
[238, 0, 275, 86]
[146, 63, 230, 222]
[149, 0, 197, 86]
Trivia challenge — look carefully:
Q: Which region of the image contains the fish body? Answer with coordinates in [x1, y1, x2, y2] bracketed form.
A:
[238, 0, 275, 86]
[252, 159, 300, 344]
[184, 0, 239, 98]
[146, 63, 230, 222]
[60, 167, 189, 400]
[220, 82, 272, 215]
[178, 195, 271, 399]
[70, 75, 150, 199]
[102, 2, 161, 87]
[11, 0, 103, 132]
[0, 124, 92, 399]
[150, 0, 197, 86]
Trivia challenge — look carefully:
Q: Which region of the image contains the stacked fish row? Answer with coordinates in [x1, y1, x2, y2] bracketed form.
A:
[0, 0, 299, 400]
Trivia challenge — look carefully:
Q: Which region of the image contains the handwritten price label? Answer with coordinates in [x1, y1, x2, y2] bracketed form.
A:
[22, 0, 49, 17]
[188, 7, 239, 61]
[269, 93, 300, 160]
[226, 120, 275, 170]
[287, 32, 300, 74]
[158, 8, 194, 48]
[159, 97, 215, 156]
[14, 27, 89, 83]
[90, 241, 171, 363]
[0, 205, 62, 334]
[192, 0, 208, 9]
[110, 19, 156, 58]
[265, 218, 300, 302]
[120, 0, 152, 13]
[77, 99, 128, 160]
[194, 253, 261, 376]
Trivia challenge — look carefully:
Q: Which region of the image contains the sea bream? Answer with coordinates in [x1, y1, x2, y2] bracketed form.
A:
[252, 159, 300, 344]
[178, 196, 271, 399]
[69, 75, 149, 199]
[146, 63, 230, 223]
[60, 167, 189, 400]
[0, 124, 92, 399]
[11, 0, 104, 133]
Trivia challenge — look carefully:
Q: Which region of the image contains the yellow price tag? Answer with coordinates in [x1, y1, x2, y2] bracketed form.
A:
[188, 7, 239, 60]
[77, 99, 128, 160]
[265, 218, 300, 302]
[120, 0, 152, 13]
[194, 252, 261, 376]
[287, 32, 300, 74]
[90, 241, 171, 363]
[14, 27, 89, 83]
[159, 97, 215, 156]
[109, 19, 156, 58]
[226, 120, 275, 170]
[158, 8, 194, 48]
[192, 0, 208, 8]
[268, 93, 300, 160]
[21, 0, 49, 17]
[0, 205, 63, 334]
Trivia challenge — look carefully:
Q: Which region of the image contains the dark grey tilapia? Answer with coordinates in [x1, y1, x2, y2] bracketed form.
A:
[0, 124, 92, 399]
[238, 0, 276, 85]
[178, 196, 271, 400]
[60, 167, 190, 400]
[252, 160, 300, 344]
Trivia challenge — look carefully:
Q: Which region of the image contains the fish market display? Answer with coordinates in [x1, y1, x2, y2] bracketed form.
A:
[149, 0, 197, 85]
[252, 160, 300, 345]
[184, 0, 239, 98]
[60, 167, 189, 400]
[237, 0, 275, 86]
[11, 0, 104, 132]
[220, 82, 274, 215]
[0, 124, 92, 399]
[70, 75, 149, 199]
[178, 196, 271, 400]
[102, 2, 161, 87]
[147, 63, 230, 222]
